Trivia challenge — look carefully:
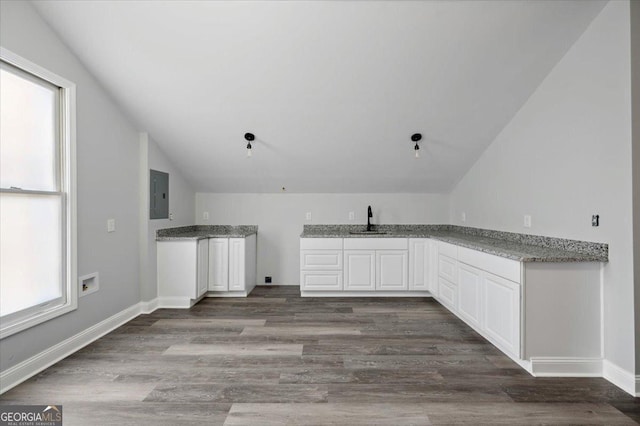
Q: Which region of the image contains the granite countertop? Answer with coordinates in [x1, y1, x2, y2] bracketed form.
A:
[156, 225, 257, 241]
[300, 225, 608, 263]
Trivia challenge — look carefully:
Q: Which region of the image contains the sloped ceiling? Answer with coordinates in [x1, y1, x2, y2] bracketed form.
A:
[32, 0, 605, 193]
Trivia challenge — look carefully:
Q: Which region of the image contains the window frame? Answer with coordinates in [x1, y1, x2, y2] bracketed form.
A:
[0, 47, 77, 339]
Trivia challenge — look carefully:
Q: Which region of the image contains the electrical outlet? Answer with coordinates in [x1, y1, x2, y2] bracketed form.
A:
[349, 211, 355, 221]
[461, 212, 466, 223]
[524, 215, 532, 228]
[265, 276, 272, 284]
[203, 212, 209, 220]
[592, 214, 599, 227]
[107, 219, 115, 233]
[305, 212, 312, 221]
[169, 213, 174, 221]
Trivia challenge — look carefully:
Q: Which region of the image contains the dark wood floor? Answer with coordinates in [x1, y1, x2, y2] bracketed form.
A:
[1, 286, 638, 425]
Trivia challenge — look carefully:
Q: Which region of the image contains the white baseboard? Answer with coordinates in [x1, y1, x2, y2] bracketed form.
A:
[156, 296, 194, 308]
[530, 357, 602, 377]
[301, 291, 433, 297]
[206, 291, 249, 298]
[602, 359, 638, 397]
[0, 301, 153, 395]
[139, 298, 158, 314]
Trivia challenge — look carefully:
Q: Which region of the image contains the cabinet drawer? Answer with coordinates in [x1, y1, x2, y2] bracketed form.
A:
[301, 250, 342, 270]
[438, 241, 458, 259]
[438, 277, 457, 311]
[300, 238, 343, 250]
[438, 254, 458, 283]
[343, 238, 408, 250]
[301, 270, 343, 291]
[458, 246, 521, 283]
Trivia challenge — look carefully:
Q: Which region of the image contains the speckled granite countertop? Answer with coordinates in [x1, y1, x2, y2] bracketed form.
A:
[300, 225, 608, 263]
[157, 225, 257, 241]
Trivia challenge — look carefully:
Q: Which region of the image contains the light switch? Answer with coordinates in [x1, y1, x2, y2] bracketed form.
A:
[107, 219, 116, 233]
[524, 215, 532, 228]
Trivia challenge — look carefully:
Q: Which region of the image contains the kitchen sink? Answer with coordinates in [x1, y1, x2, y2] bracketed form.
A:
[349, 230, 388, 235]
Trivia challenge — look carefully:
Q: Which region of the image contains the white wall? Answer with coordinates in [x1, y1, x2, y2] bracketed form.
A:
[631, 0, 640, 372]
[139, 134, 196, 302]
[450, 1, 634, 373]
[0, 1, 141, 371]
[196, 193, 449, 285]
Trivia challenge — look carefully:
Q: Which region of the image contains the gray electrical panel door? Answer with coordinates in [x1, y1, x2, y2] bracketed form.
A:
[150, 169, 169, 219]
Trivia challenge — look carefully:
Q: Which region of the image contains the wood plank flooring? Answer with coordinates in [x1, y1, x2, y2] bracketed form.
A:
[1, 286, 638, 425]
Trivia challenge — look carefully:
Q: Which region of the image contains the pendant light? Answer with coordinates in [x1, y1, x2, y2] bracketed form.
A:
[244, 132, 255, 157]
[411, 133, 422, 158]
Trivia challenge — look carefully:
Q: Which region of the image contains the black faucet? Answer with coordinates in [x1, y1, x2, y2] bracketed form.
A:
[367, 205, 373, 231]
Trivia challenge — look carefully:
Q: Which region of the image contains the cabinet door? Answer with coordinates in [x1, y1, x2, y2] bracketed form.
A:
[344, 250, 375, 291]
[427, 239, 439, 296]
[482, 272, 521, 358]
[409, 239, 428, 291]
[229, 238, 246, 291]
[208, 238, 229, 291]
[196, 239, 209, 297]
[376, 250, 408, 290]
[457, 263, 482, 329]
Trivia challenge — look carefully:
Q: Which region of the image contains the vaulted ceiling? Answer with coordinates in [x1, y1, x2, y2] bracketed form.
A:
[32, 0, 606, 193]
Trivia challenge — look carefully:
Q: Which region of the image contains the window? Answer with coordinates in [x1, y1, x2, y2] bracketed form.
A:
[0, 47, 76, 339]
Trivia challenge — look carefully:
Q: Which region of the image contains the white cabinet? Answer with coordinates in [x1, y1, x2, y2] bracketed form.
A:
[208, 238, 229, 291]
[158, 234, 257, 307]
[427, 239, 438, 296]
[433, 240, 522, 360]
[438, 277, 457, 310]
[300, 238, 344, 291]
[157, 239, 209, 304]
[196, 239, 209, 298]
[438, 253, 458, 283]
[409, 238, 438, 294]
[483, 272, 521, 358]
[300, 270, 343, 291]
[344, 250, 376, 291]
[207, 235, 257, 294]
[376, 250, 408, 290]
[229, 238, 246, 291]
[409, 239, 429, 291]
[457, 263, 483, 330]
[301, 237, 428, 295]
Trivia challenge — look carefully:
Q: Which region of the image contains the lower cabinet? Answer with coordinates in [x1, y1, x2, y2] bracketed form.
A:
[457, 263, 483, 330]
[433, 240, 522, 360]
[158, 234, 257, 307]
[437, 277, 457, 311]
[301, 237, 432, 295]
[344, 250, 376, 291]
[157, 239, 210, 302]
[300, 270, 343, 291]
[208, 238, 229, 291]
[482, 272, 521, 358]
[196, 239, 209, 298]
[376, 250, 408, 290]
[300, 238, 344, 291]
[229, 238, 247, 291]
[409, 239, 429, 291]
